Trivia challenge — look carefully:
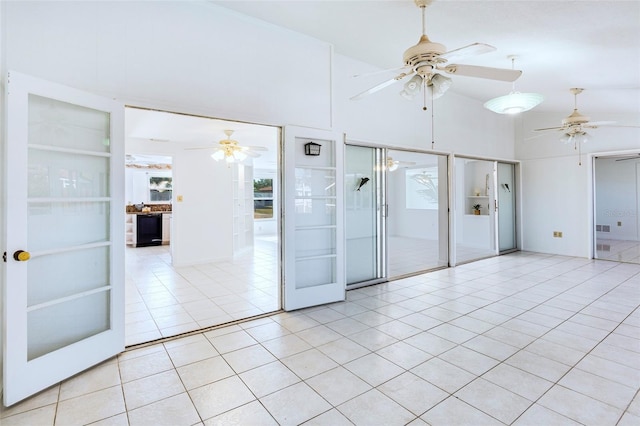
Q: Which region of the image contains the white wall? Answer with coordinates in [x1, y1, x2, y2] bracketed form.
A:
[3, 1, 332, 129]
[516, 112, 640, 256]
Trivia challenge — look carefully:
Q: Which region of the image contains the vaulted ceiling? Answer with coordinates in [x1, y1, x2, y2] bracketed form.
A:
[212, 0, 640, 116]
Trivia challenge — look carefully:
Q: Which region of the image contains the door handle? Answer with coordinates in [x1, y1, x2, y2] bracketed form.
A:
[13, 250, 31, 262]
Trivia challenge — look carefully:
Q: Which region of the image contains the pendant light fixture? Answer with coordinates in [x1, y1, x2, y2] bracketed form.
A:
[483, 56, 543, 114]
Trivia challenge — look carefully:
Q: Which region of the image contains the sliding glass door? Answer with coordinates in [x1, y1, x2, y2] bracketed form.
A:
[345, 145, 385, 287]
[454, 157, 518, 264]
[386, 149, 449, 277]
[345, 144, 449, 286]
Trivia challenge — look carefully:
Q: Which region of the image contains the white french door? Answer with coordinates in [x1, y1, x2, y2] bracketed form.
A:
[283, 126, 345, 310]
[3, 71, 125, 406]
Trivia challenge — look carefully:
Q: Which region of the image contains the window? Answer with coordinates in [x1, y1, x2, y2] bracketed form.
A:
[149, 176, 172, 202]
[254, 178, 273, 219]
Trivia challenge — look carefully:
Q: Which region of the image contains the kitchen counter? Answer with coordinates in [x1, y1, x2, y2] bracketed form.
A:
[126, 203, 172, 214]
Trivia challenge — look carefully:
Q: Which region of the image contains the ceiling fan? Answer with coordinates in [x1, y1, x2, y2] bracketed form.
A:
[532, 88, 640, 143]
[186, 130, 267, 163]
[386, 157, 416, 171]
[351, 0, 522, 107]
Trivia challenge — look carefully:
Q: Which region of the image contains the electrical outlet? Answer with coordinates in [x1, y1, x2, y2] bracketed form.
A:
[553, 231, 563, 238]
[618, 221, 622, 226]
[177, 195, 184, 202]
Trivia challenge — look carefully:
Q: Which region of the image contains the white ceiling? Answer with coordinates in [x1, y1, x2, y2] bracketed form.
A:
[125, 107, 280, 168]
[212, 0, 640, 115]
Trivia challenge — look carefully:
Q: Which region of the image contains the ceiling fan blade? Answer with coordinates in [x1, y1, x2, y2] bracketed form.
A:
[244, 151, 261, 158]
[584, 122, 640, 129]
[439, 43, 496, 62]
[353, 65, 411, 79]
[245, 146, 268, 151]
[185, 146, 216, 150]
[586, 121, 616, 126]
[440, 64, 522, 82]
[350, 72, 414, 100]
[533, 126, 564, 132]
[524, 133, 551, 141]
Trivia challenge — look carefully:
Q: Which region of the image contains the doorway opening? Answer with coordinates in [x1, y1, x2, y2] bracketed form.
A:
[123, 107, 281, 345]
[593, 152, 640, 264]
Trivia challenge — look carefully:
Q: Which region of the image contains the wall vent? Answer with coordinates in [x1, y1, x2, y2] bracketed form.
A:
[596, 225, 602, 231]
[597, 244, 611, 252]
[603, 225, 610, 232]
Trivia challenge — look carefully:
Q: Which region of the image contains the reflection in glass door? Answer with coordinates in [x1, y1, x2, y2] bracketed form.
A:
[345, 145, 385, 287]
[594, 155, 640, 264]
[386, 150, 449, 278]
[454, 158, 518, 264]
[454, 157, 497, 264]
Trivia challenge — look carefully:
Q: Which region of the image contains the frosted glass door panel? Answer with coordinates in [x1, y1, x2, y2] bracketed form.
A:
[27, 246, 109, 305]
[387, 150, 448, 278]
[29, 94, 110, 152]
[295, 228, 336, 257]
[28, 291, 110, 360]
[28, 202, 110, 251]
[26, 95, 112, 359]
[497, 162, 517, 252]
[295, 168, 336, 196]
[345, 145, 384, 286]
[28, 149, 109, 198]
[294, 198, 336, 226]
[295, 258, 336, 289]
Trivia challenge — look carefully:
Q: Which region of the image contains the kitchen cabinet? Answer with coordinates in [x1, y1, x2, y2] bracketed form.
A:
[125, 214, 136, 246]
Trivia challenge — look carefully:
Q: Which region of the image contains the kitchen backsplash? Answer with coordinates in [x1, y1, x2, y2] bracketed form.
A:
[126, 203, 172, 213]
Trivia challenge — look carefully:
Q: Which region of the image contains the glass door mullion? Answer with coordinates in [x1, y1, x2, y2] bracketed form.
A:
[377, 148, 386, 280]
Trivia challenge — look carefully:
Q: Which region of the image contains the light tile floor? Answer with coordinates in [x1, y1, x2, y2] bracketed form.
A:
[125, 237, 279, 345]
[2, 251, 639, 425]
[596, 238, 640, 264]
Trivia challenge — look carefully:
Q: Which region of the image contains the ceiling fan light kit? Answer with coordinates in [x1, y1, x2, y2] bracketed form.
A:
[428, 73, 452, 99]
[187, 129, 267, 165]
